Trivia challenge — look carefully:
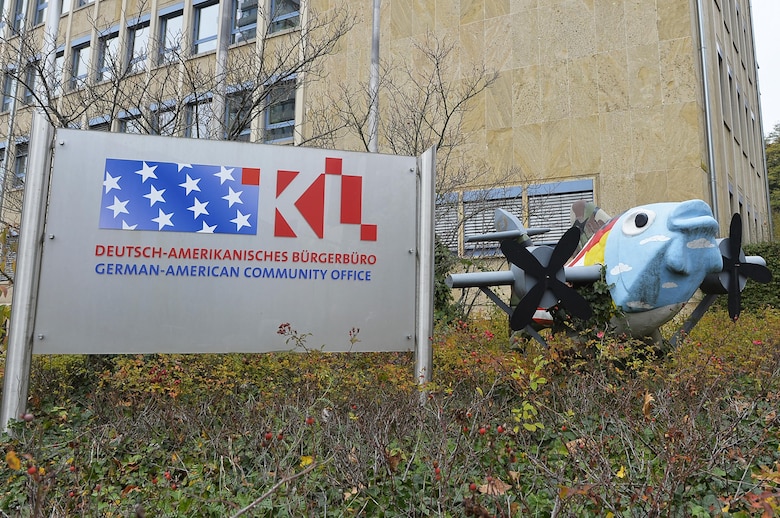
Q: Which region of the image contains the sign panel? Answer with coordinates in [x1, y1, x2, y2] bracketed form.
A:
[34, 129, 418, 353]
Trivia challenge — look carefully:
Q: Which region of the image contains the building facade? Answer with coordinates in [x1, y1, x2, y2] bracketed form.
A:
[0, 0, 772, 290]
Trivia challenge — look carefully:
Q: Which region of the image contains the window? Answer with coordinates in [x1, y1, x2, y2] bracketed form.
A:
[462, 187, 523, 256]
[34, 0, 47, 25]
[232, 0, 256, 43]
[269, 0, 299, 33]
[127, 21, 150, 73]
[158, 9, 183, 64]
[23, 63, 37, 105]
[62, 0, 70, 15]
[436, 181, 594, 257]
[527, 180, 594, 245]
[11, 0, 25, 32]
[97, 32, 120, 81]
[77, 0, 93, 7]
[13, 142, 28, 189]
[1, 74, 13, 112]
[89, 116, 110, 131]
[3, 229, 18, 281]
[53, 49, 65, 96]
[226, 90, 252, 141]
[70, 43, 91, 89]
[185, 98, 213, 138]
[193, 1, 219, 54]
[152, 105, 176, 136]
[119, 114, 144, 134]
[264, 79, 295, 142]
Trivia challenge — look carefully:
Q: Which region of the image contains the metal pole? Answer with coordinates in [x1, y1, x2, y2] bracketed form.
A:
[1, 0, 61, 432]
[695, 0, 719, 224]
[367, 0, 380, 152]
[415, 146, 435, 386]
[210, 0, 232, 139]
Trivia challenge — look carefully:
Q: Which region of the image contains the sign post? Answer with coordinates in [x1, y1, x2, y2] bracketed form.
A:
[0, 0, 61, 432]
[2, 128, 435, 429]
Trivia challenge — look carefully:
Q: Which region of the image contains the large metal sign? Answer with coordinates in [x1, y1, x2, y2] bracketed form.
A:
[33, 129, 419, 353]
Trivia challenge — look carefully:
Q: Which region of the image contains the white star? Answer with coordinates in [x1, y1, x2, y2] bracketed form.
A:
[106, 196, 130, 217]
[121, 221, 137, 230]
[222, 186, 243, 207]
[135, 162, 158, 183]
[179, 174, 201, 195]
[197, 221, 217, 233]
[103, 171, 121, 193]
[188, 197, 209, 219]
[214, 166, 235, 184]
[177, 163, 192, 172]
[151, 208, 174, 230]
[143, 185, 166, 206]
[230, 210, 251, 231]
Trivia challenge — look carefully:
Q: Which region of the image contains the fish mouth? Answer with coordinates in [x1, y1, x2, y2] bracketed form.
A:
[667, 199, 719, 235]
[612, 303, 685, 337]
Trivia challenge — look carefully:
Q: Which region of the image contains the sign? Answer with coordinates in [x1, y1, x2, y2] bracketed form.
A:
[33, 129, 419, 353]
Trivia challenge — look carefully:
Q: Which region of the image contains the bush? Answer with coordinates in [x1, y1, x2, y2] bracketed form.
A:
[739, 241, 780, 311]
[2, 310, 779, 516]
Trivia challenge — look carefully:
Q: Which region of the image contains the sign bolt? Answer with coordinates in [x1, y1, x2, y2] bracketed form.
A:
[48, 234, 54, 239]
[37, 334, 44, 340]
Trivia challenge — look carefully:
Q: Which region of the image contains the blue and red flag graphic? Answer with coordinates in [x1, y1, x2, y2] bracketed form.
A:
[99, 159, 260, 235]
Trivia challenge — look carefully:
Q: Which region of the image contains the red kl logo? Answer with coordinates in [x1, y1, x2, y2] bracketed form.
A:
[274, 157, 377, 241]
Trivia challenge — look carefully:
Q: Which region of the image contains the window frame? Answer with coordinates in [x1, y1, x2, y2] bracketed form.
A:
[225, 89, 252, 141]
[53, 48, 65, 96]
[462, 187, 523, 257]
[11, 0, 25, 33]
[96, 30, 120, 82]
[263, 78, 296, 143]
[184, 96, 214, 139]
[33, 0, 47, 25]
[126, 19, 151, 74]
[12, 141, 28, 189]
[118, 110, 145, 134]
[158, 7, 184, 64]
[22, 62, 37, 105]
[192, 1, 219, 54]
[1, 73, 14, 113]
[269, 0, 300, 34]
[70, 40, 91, 89]
[88, 115, 111, 131]
[231, 0, 257, 44]
[526, 180, 595, 246]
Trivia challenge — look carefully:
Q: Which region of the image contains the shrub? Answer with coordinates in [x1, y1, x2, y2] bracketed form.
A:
[739, 241, 780, 311]
[2, 309, 779, 516]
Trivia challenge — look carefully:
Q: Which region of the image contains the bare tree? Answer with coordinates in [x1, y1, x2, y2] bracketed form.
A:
[0, 2, 355, 285]
[0, 2, 356, 198]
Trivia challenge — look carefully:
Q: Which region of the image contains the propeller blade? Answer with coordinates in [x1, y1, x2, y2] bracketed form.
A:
[550, 279, 594, 320]
[728, 290, 741, 321]
[728, 213, 742, 264]
[548, 226, 581, 271]
[740, 262, 773, 284]
[510, 281, 547, 330]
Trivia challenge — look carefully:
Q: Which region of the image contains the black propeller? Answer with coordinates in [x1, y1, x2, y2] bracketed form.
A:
[500, 226, 593, 331]
[721, 213, 772, 321]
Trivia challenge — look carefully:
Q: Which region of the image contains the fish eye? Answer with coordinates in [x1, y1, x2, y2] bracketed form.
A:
[622, 209, 656, 236]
